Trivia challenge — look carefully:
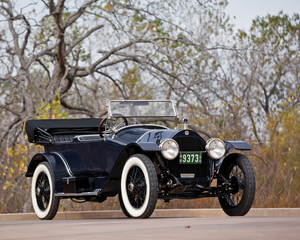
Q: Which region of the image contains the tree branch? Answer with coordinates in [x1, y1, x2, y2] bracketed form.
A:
[60, 98, 94, 117]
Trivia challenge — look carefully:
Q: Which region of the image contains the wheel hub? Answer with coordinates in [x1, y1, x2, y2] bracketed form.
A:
[128, 182, 134, 192]
[36, 187, 41, 196]
[230, 176, 241, 194]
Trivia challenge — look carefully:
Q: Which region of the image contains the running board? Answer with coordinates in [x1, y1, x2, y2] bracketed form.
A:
[55, 188, 102, 197]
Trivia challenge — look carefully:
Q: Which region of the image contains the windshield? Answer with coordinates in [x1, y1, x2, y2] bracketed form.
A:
[107, 100, 178, 118]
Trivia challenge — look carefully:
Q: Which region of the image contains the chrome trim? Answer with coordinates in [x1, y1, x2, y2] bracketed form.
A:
[136, 129, 156, 143]
[182, 117, 189, 129]
[106, 99, 178, 118]
[105, 99, 178, 138]
[77, 134, 101, 142]
[52, 152, 73, 176]
[159, 139, 179, 160]
[205, 138, 226, 159]
[180, 151, 207, 153]
[120, 124, 168, 133]
[180, 174, 195, 178]
[55, 189, 102, 197]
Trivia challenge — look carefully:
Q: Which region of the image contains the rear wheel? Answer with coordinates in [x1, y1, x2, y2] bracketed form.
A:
[218, 154, 255, 216]
[31, 162, 60, 220]
[119, 154, 158, 218]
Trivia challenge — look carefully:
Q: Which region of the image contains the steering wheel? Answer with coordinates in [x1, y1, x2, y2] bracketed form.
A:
[98, 114, 128, 138]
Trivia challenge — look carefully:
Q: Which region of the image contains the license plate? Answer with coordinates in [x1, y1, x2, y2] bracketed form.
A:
[179, 152, 202, 164]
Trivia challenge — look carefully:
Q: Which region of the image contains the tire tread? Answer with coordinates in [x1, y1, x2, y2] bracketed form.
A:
[32, 162, 60, 220]
[218, 153, 256, 216]
[119, 154, 158, 218]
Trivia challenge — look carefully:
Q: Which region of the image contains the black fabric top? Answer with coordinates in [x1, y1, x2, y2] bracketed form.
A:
[25, 118, 103, 143]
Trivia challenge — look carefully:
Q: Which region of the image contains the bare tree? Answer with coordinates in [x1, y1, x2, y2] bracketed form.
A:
[0, 0, 230, 138]
[0, 0, 231, 212]
[190, 12, 300, 145]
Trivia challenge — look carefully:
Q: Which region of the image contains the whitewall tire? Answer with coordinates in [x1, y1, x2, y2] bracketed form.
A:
[119, 154, 158, 218]
[31, 162, 60, 220]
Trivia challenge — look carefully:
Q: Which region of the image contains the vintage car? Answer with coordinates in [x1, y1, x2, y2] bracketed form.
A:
[25, 100, 255, 220]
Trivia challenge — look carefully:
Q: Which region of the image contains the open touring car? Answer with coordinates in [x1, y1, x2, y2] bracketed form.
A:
[25, 100, 255, 219]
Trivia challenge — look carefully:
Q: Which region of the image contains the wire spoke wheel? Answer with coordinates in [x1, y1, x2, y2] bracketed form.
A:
[126, 166, 147, 208]
[31, 162, 60, 220]
[218, 154, 256, 216]
[35, 172, 51, 210]
[225, 164, 245, 207]
[119, 154, 158, 218]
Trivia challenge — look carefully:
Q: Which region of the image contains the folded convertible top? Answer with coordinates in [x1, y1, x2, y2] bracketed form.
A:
[25, 118, 103, 143]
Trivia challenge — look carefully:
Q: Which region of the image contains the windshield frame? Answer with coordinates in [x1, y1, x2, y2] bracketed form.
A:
[101, 100, 179, 139]
[106, 100, 179, 120]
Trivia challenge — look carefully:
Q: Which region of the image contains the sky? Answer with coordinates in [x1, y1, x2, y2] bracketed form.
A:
[225, 0, 300, 30]
[15, 0, 300, 34]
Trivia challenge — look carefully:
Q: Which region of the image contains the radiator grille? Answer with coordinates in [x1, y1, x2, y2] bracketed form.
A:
[174, 136, 206, 151]
[166, 133, 210, 182]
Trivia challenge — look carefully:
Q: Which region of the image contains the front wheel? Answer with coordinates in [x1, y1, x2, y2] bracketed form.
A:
[31, 162, 60, 220]
[218, 153, 256, 216]
[119, 154, 158, 218]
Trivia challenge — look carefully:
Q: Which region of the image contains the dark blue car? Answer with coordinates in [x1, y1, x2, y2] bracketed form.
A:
[25, 100, 255, 219]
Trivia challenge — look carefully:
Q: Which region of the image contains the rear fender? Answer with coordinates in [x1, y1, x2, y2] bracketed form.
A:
[25, 153, 69, 193]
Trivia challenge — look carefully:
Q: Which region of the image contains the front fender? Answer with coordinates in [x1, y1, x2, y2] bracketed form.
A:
[225, 141, 252, 154]
[135, 142, 161, 151]
[214, 141, 252, 170]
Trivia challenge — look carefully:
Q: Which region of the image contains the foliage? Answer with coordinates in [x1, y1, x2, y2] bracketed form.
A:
[252, 109, 300, 207]
[0, 96, 68, 213]
[34, 95, 69, 120]
[232, 12, 300, 145]
[109, 64, 154, 100]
